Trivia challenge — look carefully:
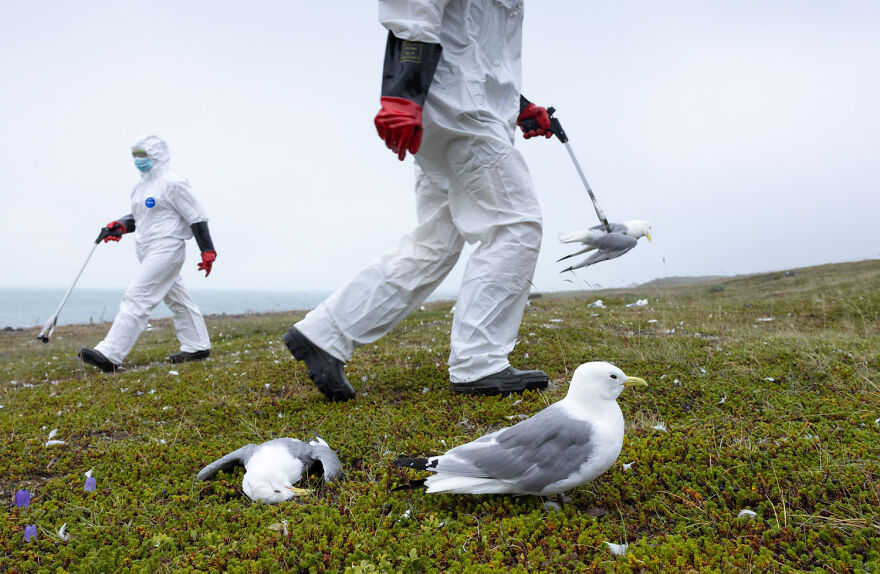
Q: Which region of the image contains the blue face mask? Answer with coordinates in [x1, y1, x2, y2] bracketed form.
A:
[134, 157, 153, 172]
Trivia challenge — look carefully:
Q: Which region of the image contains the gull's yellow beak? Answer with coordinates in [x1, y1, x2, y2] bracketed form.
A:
[646, 233, 653, 242]
[285, 486, 311, 496]
[624, 376, 648, 388]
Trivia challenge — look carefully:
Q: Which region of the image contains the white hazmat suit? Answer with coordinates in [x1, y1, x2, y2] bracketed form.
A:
[296, 0, 541, 382]
[94, 135, 211, 365]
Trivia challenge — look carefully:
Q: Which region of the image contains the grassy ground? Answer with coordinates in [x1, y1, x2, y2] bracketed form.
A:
[1, 260, 879, 573]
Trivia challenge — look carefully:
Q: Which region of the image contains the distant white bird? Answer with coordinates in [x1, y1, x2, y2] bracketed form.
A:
[394, 362, 647, 495]
[557, 220, 653, 272]
[197, 436, 342, 503]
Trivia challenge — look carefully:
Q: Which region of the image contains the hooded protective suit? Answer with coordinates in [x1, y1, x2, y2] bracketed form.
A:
[296, 0, 541, 382]
[94, 134, 211, 364]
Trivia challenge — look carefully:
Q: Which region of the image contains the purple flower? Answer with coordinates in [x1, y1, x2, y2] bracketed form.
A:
[24, 525, 37, 542]
[15, 489, 30, 508]
[84, 476, 97, 492]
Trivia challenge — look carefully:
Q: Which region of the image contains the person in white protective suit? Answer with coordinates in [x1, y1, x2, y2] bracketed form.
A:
[78, 134, 217, 373]
[284, 0, 556, 401]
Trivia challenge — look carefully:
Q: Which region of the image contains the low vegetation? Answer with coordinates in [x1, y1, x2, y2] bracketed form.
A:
[1, 260, 878, 572]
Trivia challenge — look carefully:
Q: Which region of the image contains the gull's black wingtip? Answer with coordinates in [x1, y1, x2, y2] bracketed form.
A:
[393, 457, 430, 470]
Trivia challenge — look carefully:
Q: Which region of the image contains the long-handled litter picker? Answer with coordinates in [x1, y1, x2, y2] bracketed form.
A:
[520, 107, 612, 233]
[37, 227, 114, 343]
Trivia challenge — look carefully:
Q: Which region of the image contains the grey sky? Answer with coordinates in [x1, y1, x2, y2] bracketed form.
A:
[1, 1, 877, 294]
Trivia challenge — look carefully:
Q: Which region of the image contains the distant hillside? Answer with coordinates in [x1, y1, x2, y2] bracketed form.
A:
[637, 275, 725, 288]
[542, 259, 880, 301]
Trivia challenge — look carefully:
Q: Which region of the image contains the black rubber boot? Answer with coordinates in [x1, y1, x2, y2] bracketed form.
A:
[450, 366, 548, 395]
[78, 348, 120, 373]
[167, 349, 211, 364]
[283, 327, 356, 402]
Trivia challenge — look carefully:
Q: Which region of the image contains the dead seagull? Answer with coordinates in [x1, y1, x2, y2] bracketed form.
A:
[557, 220, 652, 272]
[197, 436, 343, 503]
[394, 362, 647, 495]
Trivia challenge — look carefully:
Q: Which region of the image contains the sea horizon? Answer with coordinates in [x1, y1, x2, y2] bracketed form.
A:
[0, 288, 459, 330]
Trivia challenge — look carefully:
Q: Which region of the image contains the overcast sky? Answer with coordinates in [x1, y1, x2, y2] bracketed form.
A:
[1, 1, 877, 295]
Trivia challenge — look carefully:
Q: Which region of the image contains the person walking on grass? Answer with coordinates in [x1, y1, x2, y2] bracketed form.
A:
[79, 134, 216, 373]
[284, 0, 554, 401]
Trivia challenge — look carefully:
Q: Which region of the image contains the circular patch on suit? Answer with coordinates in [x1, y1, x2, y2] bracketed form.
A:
[145, 197, 156, 208]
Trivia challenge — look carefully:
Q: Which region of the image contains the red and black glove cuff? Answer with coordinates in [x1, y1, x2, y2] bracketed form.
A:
[381, 31, 442, 107]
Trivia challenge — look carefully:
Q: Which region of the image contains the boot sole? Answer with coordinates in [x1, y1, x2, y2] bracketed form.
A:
[167, 350, 211, 364]
[78, 350, 120, 373]
[450, 375, 548, 396]
[283, 328, 355, 402]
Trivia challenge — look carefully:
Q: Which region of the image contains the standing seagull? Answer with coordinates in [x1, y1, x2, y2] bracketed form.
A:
[197, 436, 343, 503]
[394, 362, 647, 495]
[557, 220, 652, 272]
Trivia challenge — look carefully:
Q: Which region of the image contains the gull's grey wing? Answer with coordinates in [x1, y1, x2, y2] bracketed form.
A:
[196, 444, 259, 481]
[562, 233, 637, 272]
[433, 404, 595, 493]
[310, 445, 343, 481]
[590, 222, 628, 234]
[273, 438, 344, 482]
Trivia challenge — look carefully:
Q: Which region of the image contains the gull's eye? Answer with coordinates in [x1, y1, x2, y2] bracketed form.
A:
[610, 374, 618, 380]
[274, 489, 281, 494]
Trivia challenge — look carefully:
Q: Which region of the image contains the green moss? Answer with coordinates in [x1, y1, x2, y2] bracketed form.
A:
[1, 260, 879, 572]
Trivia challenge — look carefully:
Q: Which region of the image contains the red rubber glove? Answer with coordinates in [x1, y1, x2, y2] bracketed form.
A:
[198, 250, 216, 277]
[102, 220, 126, 243]
[517, 103, 553, 139]
[374, 96, 423, 161]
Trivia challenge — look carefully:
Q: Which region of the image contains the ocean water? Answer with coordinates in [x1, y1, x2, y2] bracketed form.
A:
[0, 289, 457, 329]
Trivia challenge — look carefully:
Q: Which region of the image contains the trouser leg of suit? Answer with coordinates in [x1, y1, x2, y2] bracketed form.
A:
[164, 278, 211, 352]
[95, 240, 186, 364]
[442, 136, 543, 382]
[296, 167, 466, 362]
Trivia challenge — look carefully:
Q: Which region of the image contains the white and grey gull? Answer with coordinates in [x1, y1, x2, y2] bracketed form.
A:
[394, 362, 647, 495]
[197, 436, 343, 503]
[557, 220, 652, 272]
